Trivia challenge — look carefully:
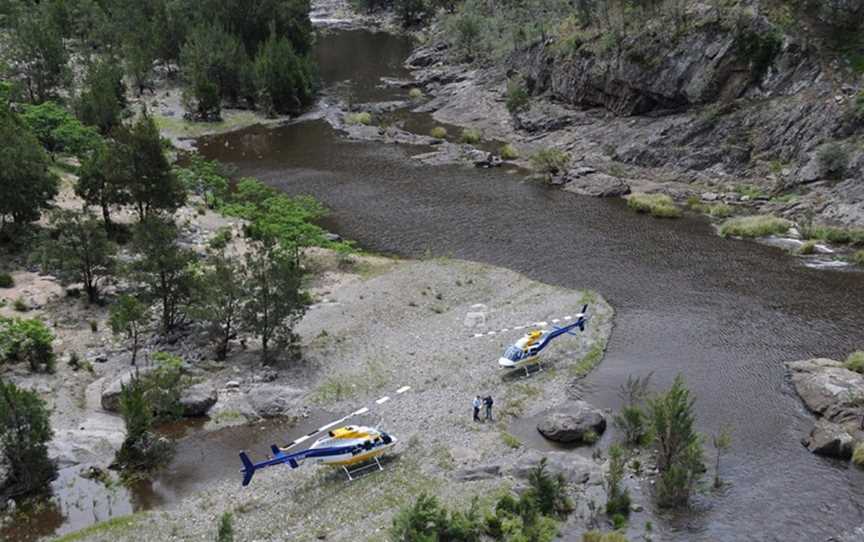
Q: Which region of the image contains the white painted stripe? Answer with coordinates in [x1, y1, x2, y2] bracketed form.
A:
[487, 331, 496, 336]
[318, 421, 340, 431]
[551, 319, 560, 323]
[473, 333, 484, 338]
[563, 316, 572, 320]
[353, 407, 369, 416]
[396, 386, 411, 394]
[514, 325, 524, 330]
[535, 321, 548, 326]
[500, 328, 509, 333]
[376, 396, 390, 404]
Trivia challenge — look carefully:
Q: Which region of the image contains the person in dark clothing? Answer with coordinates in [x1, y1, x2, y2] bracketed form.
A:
[483, 396, 494, 421]
[473, 396, 482, 421]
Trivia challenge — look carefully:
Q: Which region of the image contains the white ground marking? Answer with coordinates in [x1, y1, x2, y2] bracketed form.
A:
[376, 396, 390, 404]
[396, 386, 411, 394]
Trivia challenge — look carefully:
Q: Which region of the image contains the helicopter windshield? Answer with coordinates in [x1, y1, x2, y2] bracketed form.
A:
[504, 346, 524, 361]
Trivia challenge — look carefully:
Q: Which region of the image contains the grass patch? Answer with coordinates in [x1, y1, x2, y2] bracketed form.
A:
[312, 359, 388, 403]
[627, 193, 681, 219]
[735, 184, 767, 199]
[802, 225, 864, 246]
[854, 443, 864, 468]
[460, 128, 482, 144]
[852, 251, 864, 266]
[529, 148, 569, 177]
[13, 297, 29, 312]
[499, 383, 541, 419]
[0, 272, 13, 288]
[719, 215, 791, 238]
[153, 111, 262, 139]
[54, 513, 146, 542]
[346, 112, 373, 126]
[845, 351, 864, 374]
[570, 338, 607, 378]
[500, 143, 519, 160]
[408, 88, 424, 99]
[688, 199, 734, 219]
[430, 126, 448, 139]
[500, 431, 522, 449]
[799, 240, 818, 255]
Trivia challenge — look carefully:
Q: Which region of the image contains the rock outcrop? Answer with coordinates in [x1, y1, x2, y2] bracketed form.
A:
[179, 383, 218, 417]
[247, 383, 305, 418]
[537, 401, 606, 444]
[787, 358, 864, 458]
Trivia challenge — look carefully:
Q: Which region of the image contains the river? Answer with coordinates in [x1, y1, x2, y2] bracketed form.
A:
[195, 28, 864, 541]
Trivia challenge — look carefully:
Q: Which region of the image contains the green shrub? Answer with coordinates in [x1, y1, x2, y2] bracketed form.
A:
[430, 126, 448, 139]
[217, 512, 234, 542]
[583, 531, 630, 542]
[627, 193, 681, 219]
[506, 77, 530, 114]
[13, 297, 29, 312]
[817, 142, 850, 180]
[844, 352, 864, 374]
[500, 143, 519, 160]
[0, 273, 12, 288]
[501, 431, 522, 449]
[0, 379, 56, 497]
[0, 317, 56, 373]
[582, 429, 599, 444]
[719, 215, 791, 238]
[461, 128, 482, 144]
[799, 240, 818, 255]
[408, 87, 423, 99]
[853, 443, 864, 468]
[89, 320, 99, 333]
[530, 148, 570, 177]
[606, 445, 631, 516]
[706, 203, 733, 218]
[346, 112, 372, 125]
[852, 251, 864, 266]
[114, 375, 173, 472]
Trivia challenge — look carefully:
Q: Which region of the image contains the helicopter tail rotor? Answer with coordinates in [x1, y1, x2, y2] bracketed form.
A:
[240, 452, 256, 487]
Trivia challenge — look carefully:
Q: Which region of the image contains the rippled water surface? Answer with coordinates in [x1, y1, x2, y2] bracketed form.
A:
[197, 29, 864, 541]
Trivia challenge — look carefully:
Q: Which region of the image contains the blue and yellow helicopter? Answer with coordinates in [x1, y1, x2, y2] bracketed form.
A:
[239, 387, 411, 485]
[498, 305, 590, 376]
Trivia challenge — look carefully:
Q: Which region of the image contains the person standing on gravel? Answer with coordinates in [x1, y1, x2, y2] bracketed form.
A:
[473, 396, 482, 422]
[484, 395, 494, 421]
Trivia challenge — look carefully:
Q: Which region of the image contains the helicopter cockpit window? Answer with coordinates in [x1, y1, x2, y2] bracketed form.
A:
[504, 346, 523, 361]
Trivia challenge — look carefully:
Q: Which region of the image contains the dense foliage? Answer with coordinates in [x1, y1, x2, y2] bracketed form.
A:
[391, 458, 571, 541]
[0, 378, 56, 499]
[0, 0, 317, 118]
[0, 317, 56, 373]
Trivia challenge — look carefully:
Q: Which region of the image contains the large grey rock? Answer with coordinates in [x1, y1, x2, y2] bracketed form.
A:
[247, 384, 305, 418]
[101, 367, 154, 412]
[179, 383, 218, 417]
[508, 450, 601, 485]
[786, 358, 864, 424]
[537, 402, 607, 443]
[562, 172, 631, 198]
[455, 463, 502, 481]
[803, 419, 855, 459]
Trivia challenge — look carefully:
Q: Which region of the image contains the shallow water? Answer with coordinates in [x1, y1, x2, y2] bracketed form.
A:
[196, 29, 864, 541]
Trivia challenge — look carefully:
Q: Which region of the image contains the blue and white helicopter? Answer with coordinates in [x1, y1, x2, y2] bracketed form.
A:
[498, 305, 590, 376]
[239, 386, 410, 485]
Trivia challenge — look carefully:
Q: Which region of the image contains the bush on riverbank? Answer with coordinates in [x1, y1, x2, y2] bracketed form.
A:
[430, 126, 448, 139]
[845, 352, 864, 374]
[719, 215, 791, 238]
[853, 443, 864, 468]
[500, 143, 519, 160]
[346, 112, 373, 126]
[853, 251, 864, 266]
[0, 273, 12, 288]
[583, 532, 629, 542]
[530, 148, 570, 178]
[461, 128, 481, 144]
[799, 240, 818, 255]
[799, 223, 864, 246]
[0, 378, 56, 499]
[627, 193, 681, 219]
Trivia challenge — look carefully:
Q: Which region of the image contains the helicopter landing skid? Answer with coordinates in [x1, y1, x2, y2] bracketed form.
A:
[343, 456, 384, 481]
[523, 362, 543, 378]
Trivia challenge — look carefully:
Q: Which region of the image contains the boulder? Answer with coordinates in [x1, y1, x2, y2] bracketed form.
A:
[101, 367, 154, 412]
[179, 383, 218, 417]
[247, 384, 305, 418]
[508, 450, 601, 485]
[454, 464, 502, 481]
[803, 419, 855, 459]
[562, 172, 631, 198]
[537, 402, 606, 443]
[786, 358, 864, 424]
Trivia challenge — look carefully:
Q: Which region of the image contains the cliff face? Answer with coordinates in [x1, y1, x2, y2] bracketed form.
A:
[409, 2, 864, 225]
